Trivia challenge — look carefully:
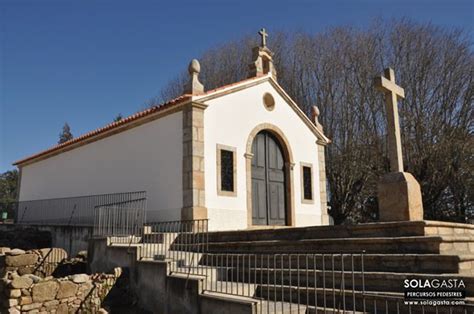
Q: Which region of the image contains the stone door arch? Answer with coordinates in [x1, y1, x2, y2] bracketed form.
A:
[245, 124, 295, 227]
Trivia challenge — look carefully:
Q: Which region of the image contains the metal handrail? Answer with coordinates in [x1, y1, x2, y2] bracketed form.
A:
[15, 191, 146, 226]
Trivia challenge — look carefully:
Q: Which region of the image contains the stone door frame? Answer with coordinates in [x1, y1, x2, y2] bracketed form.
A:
[245, 123, 295, 228]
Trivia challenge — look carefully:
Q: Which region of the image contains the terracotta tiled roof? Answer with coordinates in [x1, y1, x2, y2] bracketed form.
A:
[195, 75, 265, 98]
[13, 94, 192, 166]
[13, 75, 266, 166]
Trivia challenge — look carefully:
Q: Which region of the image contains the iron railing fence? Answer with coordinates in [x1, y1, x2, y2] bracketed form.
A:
[139, 219, 208, 274]
[202, 253, 366, 313]
[15, 191, 146, 226]
[92, 197, 147, 244]
[200, 252, 473, 314]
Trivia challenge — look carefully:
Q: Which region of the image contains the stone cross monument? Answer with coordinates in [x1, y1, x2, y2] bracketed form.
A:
[374, 68, 424, 221]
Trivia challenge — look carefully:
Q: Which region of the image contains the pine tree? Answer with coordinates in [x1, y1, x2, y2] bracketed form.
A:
[58, 123, 73, 144]
[113, 114, 123, 122]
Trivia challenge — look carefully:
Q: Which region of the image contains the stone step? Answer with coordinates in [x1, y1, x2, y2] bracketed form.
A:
[206, 235, 474, 255]
[200, 253, 474, 275]
[174, 257, 474, 297]
[204, 280, 257, 297]
[306, 306, 368, 314]
[139, 243, 170, 258]
[257, 300, 307, 314]
[201, 283, 368, 313]
[220, 267, 474, 297]
[140, 232, 179, 244]
[256, 284, 385, 313]
[258, 300, 368, 314]
[201, 292, 366, 314]
[424, 221, 474, 237]
[140, 243, 474, 275]
[200, 291, 261, 314]
[139, 241, 207, 261]
[205, 221, 474, 244]
[256, 285, 473, 313]
[149, 250, 204, 268]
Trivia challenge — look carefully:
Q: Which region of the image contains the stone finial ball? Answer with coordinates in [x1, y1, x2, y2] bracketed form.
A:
[312, 105, 320, 117]
[188, 59, 201, 74]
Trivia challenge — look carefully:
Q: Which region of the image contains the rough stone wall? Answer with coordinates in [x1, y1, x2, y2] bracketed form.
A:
[0, 247, 68, 278]
[0, 248, 121, 314]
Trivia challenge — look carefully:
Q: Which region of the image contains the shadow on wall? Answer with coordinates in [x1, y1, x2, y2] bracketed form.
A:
[0, 226, 52, 250]
[101, 268, 145, 314]
[0, 224, 93, 256]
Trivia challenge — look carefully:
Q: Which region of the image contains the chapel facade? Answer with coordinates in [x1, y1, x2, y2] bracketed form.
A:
[14, 29, 331, 231]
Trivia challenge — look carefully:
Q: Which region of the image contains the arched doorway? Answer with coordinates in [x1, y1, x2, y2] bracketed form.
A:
[251, 131, 287, 225]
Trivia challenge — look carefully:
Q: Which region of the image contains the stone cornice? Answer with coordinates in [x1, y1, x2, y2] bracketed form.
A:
[188, 101, 209, 110]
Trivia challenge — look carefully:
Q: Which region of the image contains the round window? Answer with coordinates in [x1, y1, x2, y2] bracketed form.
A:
[263, 93, 275, 111]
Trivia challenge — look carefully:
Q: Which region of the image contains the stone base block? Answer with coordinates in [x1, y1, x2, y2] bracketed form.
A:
[378, 172, 424, 221]
[321, 214, 331, 225]
[181, 206, 208, 221]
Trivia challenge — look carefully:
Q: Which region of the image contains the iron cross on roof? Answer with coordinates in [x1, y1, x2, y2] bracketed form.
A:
[259, 28, 268, 47]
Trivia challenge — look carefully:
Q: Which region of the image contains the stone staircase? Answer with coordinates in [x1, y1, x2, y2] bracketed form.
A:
[96, 220, 474, 313]
[203, 220, 474, 274]
[175, 220, 474, 313]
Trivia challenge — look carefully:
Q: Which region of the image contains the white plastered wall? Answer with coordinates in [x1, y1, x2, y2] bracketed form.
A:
[19, 111, 183, 222]
[201, 81, 322, 231]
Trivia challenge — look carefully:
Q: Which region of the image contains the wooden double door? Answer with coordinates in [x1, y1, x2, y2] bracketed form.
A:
[251, 131, 287, 225]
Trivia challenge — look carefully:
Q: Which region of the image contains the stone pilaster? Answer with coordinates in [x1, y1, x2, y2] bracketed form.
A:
[317, 142, 330, 225]
[182, 102, 208, 221]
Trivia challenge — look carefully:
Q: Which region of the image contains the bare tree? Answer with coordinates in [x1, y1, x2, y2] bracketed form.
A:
[153, 19, 473, 224]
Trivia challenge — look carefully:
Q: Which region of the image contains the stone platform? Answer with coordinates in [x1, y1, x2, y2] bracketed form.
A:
[205, 220, 474, 271]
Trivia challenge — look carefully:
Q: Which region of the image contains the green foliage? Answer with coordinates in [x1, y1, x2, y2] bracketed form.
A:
[0, 170, 18, 218]
[113, 114, 123, 122]
[0, 170, 18, 204]
[58, 123, 73, 144]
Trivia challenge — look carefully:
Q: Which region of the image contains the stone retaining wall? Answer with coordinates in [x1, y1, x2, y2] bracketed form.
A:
[1, 247, 69, 278]
[0, 224, 93, 256]
[0, 247, 121, 314]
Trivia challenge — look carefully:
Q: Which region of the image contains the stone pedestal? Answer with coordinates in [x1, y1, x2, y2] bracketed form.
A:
[378, 172, 424, 221]
[181, 206, 208, 221]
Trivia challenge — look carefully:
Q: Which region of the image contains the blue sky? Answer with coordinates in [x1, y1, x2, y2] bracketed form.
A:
[0, 0, 472, 172]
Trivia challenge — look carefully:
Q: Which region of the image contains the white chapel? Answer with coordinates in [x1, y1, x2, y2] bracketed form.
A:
[14, 29, 331, 231]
